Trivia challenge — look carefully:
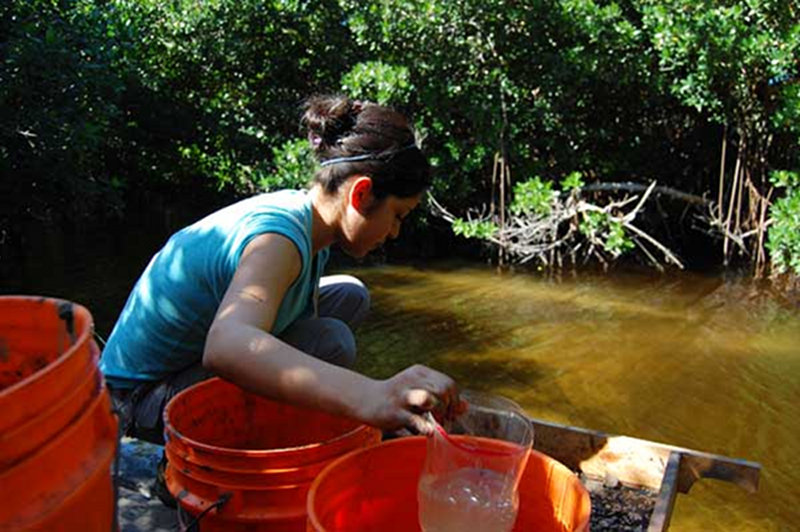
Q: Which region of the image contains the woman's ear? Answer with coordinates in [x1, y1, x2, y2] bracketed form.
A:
[348, 176, 373, 213]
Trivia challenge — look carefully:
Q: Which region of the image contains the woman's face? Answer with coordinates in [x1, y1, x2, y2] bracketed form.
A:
[341, 182, 421, 257]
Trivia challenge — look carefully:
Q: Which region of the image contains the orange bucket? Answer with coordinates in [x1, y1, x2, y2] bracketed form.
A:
[307, 436, 591, 532]
[0, 296, 118, 532]
[164, 377, 382, 532]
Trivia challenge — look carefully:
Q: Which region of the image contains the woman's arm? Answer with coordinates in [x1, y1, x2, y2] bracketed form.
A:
[203, 233, 457, 433]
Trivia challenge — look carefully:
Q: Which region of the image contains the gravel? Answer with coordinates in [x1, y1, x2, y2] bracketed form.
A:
[582, 474, 658, 531]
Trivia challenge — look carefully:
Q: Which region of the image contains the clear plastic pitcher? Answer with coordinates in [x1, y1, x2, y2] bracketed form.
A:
[418, 390, 534, 532]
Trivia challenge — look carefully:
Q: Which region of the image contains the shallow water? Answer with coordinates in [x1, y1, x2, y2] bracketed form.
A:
[348, 262, 800, 532]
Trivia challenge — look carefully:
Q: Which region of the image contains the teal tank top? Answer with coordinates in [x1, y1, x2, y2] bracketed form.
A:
[99, 190, 329, 388]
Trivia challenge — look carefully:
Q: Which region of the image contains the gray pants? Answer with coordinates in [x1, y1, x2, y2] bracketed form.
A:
[110, 274, 369, 445]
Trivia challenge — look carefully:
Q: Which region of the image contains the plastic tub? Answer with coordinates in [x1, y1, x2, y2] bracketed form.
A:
[307, 436, 591, 531]
[0, 388, 118, 531]
[164, 377, 381, 532]
[0, 296, 117, 532]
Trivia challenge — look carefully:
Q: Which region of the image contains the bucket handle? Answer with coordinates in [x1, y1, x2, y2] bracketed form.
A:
[176, 492, 232, 532]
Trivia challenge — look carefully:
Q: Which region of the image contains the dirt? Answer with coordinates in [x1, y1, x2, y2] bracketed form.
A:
[583, 475, 657, 531]
[117, 438, 177, 532]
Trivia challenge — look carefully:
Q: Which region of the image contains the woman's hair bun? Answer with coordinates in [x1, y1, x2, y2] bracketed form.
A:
[302, 95, 363, 153]
[300, 94, 430, 199]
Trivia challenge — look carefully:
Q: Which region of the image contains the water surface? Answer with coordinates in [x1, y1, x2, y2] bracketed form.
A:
[348, 262, 800, 531]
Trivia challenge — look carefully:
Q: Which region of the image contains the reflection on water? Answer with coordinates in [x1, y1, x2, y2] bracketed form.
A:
[348, 262, 800, 532]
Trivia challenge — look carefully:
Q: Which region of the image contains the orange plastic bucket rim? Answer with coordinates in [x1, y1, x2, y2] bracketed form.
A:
[307, 436, 592, 532]
[0, 385, 118, 527]
[164, 377, 381, 532]
[164, 377, 376, 458]
[0, 295, 94, 398]
[0, 361, 101, 468]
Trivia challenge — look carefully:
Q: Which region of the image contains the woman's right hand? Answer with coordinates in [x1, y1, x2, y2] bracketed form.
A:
[358, 364, 461, 435]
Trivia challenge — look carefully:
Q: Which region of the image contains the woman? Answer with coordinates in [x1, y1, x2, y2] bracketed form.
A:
[100, 95, 459, 450]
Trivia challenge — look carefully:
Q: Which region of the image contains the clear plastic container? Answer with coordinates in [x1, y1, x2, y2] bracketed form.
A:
[418, 390, 534, 532]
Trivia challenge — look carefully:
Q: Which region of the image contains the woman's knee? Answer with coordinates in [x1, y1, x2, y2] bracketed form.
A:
[314, 317, 357, 368]
[318, 275, 370, 327]
[345, 278, 370, 326]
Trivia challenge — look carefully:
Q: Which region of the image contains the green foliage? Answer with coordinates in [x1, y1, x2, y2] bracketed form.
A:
[510, 178, 555, 217]
[767, 170, 800, 275]
[1, 0, 127, 222]
[261, 139, 317, 192]
[560, 171, 585, 192]
[448, 171, 637, 263]
[338, 0, 698, 204]
[177, 144, 259, 191]
[604, 220, 636, 257]
[104, 0, 355, 193]
[642, 1, 798, 118]
[579, 211, 605, 239]
[1, 0, 358, 226]
[341, 61, 412, 106]
[2, 0, 799, 277]
[772, 83, 800, 147]
[342, 0, 551, 201]
[452, 218, 498, 240]
[640, 0, 799, 193]
[770, 169, 800, 190]
[579, 210, 635, 257]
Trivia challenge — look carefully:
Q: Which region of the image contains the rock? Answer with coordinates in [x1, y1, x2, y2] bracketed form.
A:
[604, 471, 620, 488]
[116, 438, 178, 532]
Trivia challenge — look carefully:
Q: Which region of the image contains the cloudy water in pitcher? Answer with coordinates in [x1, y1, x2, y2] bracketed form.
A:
[418, 467, 519, 532]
